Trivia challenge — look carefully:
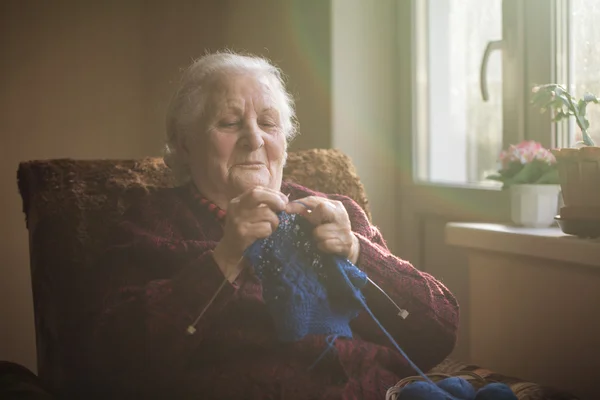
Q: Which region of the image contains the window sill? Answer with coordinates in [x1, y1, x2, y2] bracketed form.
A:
[445, 222, 600, 268]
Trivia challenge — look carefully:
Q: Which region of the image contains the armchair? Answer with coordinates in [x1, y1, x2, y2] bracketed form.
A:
[9, 148, 578, 399]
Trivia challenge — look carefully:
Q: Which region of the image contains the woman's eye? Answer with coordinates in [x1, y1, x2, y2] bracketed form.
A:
[219, 120, 240, 128]
[259, 120, 277, 128]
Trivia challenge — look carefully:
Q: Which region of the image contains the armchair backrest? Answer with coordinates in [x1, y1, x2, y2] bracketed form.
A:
[16, 148, 370, 392]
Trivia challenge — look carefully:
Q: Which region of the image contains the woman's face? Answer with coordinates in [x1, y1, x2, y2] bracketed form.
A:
[182, 72, 288, 205]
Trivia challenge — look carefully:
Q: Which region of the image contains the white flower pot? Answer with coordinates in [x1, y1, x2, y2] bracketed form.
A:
[510, 184, 561, 228]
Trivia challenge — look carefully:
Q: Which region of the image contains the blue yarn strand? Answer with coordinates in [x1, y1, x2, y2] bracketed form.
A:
[332, 256, 464, 400]
[308, 334, 339, 371]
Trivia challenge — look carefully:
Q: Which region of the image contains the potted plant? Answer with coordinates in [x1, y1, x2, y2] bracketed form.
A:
[487, 140, 561, 228]
[531, 84, 600, 235]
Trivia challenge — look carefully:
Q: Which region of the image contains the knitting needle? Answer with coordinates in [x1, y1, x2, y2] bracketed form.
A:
[187, 198, 408, 335]
[188, 194, 293, 335]
[186, 276, 230, 335]
[186, 253, 251, 335]
[366, 277, 409, 319]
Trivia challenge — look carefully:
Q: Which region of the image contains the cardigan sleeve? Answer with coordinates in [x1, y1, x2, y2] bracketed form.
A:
[88, 195, 239, 393]
[328, 194, 460, 373]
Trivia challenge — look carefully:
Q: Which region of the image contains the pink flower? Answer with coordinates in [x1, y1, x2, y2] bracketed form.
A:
[498, 140, 555, 170]
[534, 148, 556, 164]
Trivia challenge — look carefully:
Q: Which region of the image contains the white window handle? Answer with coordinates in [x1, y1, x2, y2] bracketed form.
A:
[480, 40, 504, 101]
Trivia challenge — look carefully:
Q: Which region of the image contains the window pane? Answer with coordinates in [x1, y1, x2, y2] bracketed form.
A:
[568, 0, 600, 146]
[415, 0, 503, 186]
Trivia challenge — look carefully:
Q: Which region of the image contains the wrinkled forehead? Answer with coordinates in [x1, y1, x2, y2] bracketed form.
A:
[205, 71, 281, 114]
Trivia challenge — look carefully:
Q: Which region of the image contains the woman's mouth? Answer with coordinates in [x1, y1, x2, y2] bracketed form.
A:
[235, 162, 265, 168]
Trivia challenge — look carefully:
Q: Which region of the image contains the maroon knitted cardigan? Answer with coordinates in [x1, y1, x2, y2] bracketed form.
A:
[87, 181, 459, 399]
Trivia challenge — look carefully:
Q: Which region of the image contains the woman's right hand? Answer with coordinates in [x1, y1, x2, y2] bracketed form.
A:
[213, 187, 289, 282]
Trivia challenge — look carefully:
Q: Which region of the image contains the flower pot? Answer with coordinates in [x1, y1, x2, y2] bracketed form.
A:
[551, 147, 600, 222]
[510, 184, 561, 228]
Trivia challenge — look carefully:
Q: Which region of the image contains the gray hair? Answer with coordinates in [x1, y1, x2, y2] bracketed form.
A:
[163, 51, 298, 183]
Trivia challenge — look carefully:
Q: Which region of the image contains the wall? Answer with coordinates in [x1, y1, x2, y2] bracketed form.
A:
[331, 0, 401, 252]
[464, 251, 600, 399]
[0, 0, 173, 373]
[223, 0, 332, 151]
[421, 218, 472, 361]
[0, 0, 331, 372]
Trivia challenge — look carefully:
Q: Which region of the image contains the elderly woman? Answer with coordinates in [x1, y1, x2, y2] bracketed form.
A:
[89, 52, 459, 399]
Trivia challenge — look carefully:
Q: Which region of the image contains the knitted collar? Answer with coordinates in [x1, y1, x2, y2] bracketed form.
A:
[188, 183, 227, 223]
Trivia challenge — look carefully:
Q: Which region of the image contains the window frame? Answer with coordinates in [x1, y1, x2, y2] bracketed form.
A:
[396, 0, 557, 221]
[395, 0, 560, 261]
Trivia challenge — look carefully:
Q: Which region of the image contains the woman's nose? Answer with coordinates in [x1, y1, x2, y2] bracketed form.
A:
[239, 122, 264, 150]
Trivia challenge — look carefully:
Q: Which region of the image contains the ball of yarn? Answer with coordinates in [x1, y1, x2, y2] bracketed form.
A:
[396, 381, 448, 400]
[475, 383, 518, 400]
[437, 377, 476, 399]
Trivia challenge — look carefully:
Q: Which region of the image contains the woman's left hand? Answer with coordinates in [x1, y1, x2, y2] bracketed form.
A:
[286, 197, 360, 264]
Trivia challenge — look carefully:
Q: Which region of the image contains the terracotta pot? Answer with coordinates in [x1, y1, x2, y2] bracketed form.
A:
[551, 146, 600, 221]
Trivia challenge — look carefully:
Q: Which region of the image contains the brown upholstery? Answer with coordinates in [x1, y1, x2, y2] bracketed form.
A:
[16, 148, 577, 399]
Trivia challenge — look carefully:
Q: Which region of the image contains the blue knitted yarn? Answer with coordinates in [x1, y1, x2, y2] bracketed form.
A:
[244, 212, 368, 342]
[437, 377, 477, 400]
[474, 383, 518, 400]
[397, 380, 517, 400]
[397, 381, 449, 400]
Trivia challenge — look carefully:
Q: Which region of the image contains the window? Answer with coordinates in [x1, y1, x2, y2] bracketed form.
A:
[565, 0, 600, 146]
[414, 0, 505, 186]
[411, 0, 600, 188]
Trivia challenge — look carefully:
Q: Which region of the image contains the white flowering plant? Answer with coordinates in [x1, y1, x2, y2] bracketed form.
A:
[487, 140, 559, 188]
[531, 84, 598, 147]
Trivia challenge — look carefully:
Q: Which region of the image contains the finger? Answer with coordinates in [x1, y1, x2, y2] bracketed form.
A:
[286, 196, 333, 224]
[238, 187, 288, 211]
[285, 200, 312, 215]
[315, 237, 346, 256]
[234, 206, 280, 231]
[312, 223, 349, 241]
[261, 208, 281, 231]
[250, 221, 277, 240]
[288, 196, 324, 211]
[236, 214, 279, 239]
[313, 225, 354, 253]
[303, 201, 337, 225]
[243, 186, 288, 207]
